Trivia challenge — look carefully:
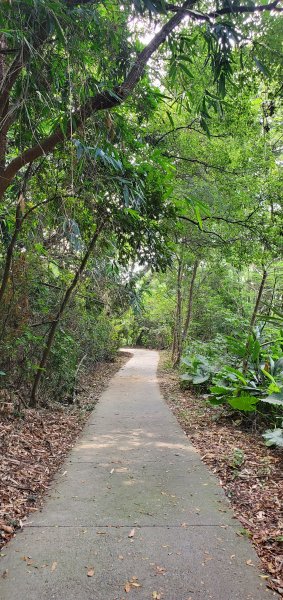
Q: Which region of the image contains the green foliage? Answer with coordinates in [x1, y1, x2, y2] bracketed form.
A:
[227, 448, 245, 470]
[207, 329, 283, 416]
[262, 428, 283, 448]
[181, 354, 216, 386]
[0, 0, 282, 409]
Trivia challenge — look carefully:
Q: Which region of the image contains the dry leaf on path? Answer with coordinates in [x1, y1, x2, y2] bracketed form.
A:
[51, 561, 57, 572]
[152, 592, 161, 599]
[0, 524, 13, 534]
[246, 559, 254, 567]
[87, 568, 95, 577]
[125, 577, 142, 592]
[155, 565, 166, 575]
[128, 528, 135, 538]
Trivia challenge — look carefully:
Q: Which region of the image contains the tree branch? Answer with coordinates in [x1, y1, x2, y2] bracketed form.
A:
[164, 153, 239, 174]
[166, 0, 283, 19]
[208, 0, 282, 17]
[0, 0, 196, 199]
[178, 214, 229, 242]
[154, 122, 227, 144]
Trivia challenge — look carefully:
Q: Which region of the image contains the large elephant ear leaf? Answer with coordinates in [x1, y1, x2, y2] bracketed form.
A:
[261, 392, 283, 407]
[262, 429, 283, 448]
[192, 374, 210, 384]
[228, 394, 259, 412]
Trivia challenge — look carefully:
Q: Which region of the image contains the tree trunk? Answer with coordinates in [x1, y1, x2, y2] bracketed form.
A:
[0, 200, 23, 307]
[174, 259, 199, 366]
[171, 259, 183, 364]
[29, 219, 105, 407]
[242, 268, 267, 372]
[0, 165, 36, 310]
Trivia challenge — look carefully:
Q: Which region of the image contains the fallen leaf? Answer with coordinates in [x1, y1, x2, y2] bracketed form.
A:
[1, 569, 8, 579]
[128, 528, 135, 538]
[267, 562, 276, 573]
[0, 524, 13, 534]
[152, 592, 161, 599]
[246, 559, 254, 566]
[51, 561, 57, 572]
[21, 555, 32, 562]
[87, 568, 95, 577]
[155, 565, 166, 574]
[125, 577, 142, 592]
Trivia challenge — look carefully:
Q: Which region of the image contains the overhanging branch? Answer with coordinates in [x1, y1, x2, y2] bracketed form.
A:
[166, 0, 283, 19]
[0, 0, 196, 198]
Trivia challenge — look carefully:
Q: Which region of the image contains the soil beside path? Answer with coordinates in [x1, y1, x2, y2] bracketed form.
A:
[0, 349, 279, 599]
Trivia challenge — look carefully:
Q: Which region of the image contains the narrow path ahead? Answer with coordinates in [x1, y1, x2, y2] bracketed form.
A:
[1, 350, 276, 599]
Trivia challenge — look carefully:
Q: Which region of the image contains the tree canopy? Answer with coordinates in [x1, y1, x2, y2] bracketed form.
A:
[0, 0, 282, 415]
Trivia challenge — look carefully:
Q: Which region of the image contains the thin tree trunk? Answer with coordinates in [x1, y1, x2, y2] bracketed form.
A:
[242, 268, 267, 372]
[174, 259, 199, 366]
[29, 219, 105, 407]
[171, 259, 183, 364]
[0, 167, 51, 311]
[0, 202, 22, 306]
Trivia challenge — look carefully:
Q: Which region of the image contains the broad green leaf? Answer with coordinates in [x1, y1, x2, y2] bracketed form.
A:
[181, 374, 193, 381]
[261, 392, 283, 407]
[228, 395, 259, 412]
[224, 367, 247, 385]
[262, 428, 283, 447]
[192, 374, 210, 384]
[210, 385, 231, 395]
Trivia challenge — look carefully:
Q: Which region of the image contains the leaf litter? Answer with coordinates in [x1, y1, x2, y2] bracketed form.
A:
[0, 354, 129, 549]
[158, 352, 283, 596]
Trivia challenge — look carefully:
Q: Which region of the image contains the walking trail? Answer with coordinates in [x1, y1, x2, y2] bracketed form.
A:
[1, 349, 276, 599]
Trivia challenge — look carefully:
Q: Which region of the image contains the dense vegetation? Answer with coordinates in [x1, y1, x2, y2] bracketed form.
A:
[0, 0, 282, 443]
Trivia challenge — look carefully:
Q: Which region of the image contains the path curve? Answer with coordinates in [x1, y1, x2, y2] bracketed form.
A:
[1, 349, 277, 599]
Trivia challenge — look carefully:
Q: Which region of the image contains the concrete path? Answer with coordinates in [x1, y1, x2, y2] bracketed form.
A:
[1, 349, 276, 599]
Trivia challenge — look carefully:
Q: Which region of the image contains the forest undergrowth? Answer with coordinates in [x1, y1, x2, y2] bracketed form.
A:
[158, 351, 283, 596]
